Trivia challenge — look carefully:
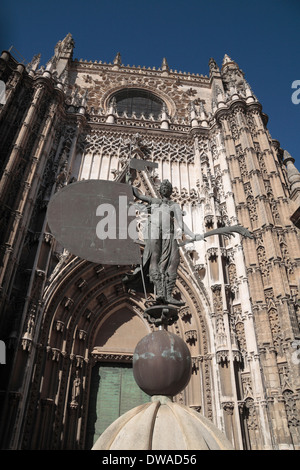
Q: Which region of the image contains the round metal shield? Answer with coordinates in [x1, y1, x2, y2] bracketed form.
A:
[46, 179, 141, 265]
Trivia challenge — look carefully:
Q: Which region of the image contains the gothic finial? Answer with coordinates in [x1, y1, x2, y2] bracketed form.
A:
[160, 103, 170, 129]
[81, 89, 88, 107]
[161, 57, 169, 72]
[283, 150, 300, 195]
[26, 53, 41, 72]
[222, 54, 233, 65]
[106, 96, 117, 123]
[188, 100, 199, 128]
[283, 150, 293, 161]
[113, 52, 122, 66]
[54, 33, 75, 59]
[222, 54, 241, 71]
[208, 58, 219, 74]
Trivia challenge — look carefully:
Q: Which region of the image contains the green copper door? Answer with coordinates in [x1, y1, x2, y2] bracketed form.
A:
[85, 363, 150, 448]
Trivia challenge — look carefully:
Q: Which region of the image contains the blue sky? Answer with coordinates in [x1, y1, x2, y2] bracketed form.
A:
[1, 0, 300, 167]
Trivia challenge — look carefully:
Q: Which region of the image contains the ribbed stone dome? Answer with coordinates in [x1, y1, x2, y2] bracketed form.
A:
[92, 395, 233, 450]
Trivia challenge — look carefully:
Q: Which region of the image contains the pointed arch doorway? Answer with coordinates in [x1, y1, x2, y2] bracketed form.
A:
[85, 306, 151, 449]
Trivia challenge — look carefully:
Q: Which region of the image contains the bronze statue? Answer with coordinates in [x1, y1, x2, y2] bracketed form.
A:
[124, 178, 253, 308]
[131, 179, 204, 306]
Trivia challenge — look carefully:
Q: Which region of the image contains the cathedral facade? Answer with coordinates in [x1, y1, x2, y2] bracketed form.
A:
[0, 34, 299, 450]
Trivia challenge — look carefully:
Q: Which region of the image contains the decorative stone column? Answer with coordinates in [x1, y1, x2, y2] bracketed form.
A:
[0, 84, 58, 285]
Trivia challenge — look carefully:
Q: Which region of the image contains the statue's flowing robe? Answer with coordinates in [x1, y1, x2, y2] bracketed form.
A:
[123, 198, 183, 292]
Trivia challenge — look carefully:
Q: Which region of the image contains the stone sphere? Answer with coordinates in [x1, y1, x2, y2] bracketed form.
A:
[133, 330, 192, 397]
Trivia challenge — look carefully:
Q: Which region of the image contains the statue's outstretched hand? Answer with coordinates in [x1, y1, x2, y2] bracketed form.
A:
[195, 233, 205, 241]
[211, 225, 254, 239]
[235, 226, 254, 239]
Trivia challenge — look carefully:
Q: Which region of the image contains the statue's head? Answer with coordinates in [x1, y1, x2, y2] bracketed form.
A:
[159, 179, 173, 197]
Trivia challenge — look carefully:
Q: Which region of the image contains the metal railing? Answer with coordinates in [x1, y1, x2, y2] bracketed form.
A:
[8, 45, 28, 65]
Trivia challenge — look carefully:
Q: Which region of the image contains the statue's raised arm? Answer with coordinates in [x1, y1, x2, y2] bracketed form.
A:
[178, 224, 253, 246]
[132, 185, 152, 204]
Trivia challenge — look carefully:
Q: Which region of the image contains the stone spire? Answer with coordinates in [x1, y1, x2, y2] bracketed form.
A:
[221, 53, 242, 72]
[198, 101, 208, 127]
[54, 33, 75, 60]
[26, 53, 41, 73]
[106, 96, 117, 123]
[283, 150, 300, 199]
[44, 34, 75, 80]
[160, 103, 170, 129]
[161, 57, 170, 76]
[221, 53, 245, 99]
[222, 53, 234, 66]
[161, 57, 169, 72]
[187, 101, 199, 128]
[209, 58, 224, 114]
[208, 57, 220, 77]
[215, 84, 226, 107]
[113, 52, 122, 66]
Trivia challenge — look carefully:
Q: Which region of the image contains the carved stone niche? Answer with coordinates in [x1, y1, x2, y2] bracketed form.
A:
[211, 284, 223, 314]
[194, 263, 206, 281]
[225, 283, 235, 301]
[97, 293, 108, 307]
[55, 320, 64, 332]
[221, 401, 235, 415]
[178, 306, 192, 323]
[204, 215, 214, 229]
[232, 350, 243, 362]
[185, 329, 197, 346]
[77, 329, 87, 341]
[43, 232, 54, 245]
[208, 247, 218, 261]
[191, 356, 200, 374]
[72, 355, 84, 368]
[21, 334, 33, 352]
[216, 349, 230, 364]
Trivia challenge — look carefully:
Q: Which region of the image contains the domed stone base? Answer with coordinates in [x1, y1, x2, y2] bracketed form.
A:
[92, 396, 233, 450]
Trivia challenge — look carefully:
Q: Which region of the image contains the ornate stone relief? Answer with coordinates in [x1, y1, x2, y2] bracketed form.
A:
[256, 238, 270, 283]
[81, 130, 195, 164]
[228, 114, 239, 141]
[278, 231, 295, 274]
[265, 288, 283, 355]
[244, 398, 258, 431]
[71, 69, 196, 120]
[232, 305, 247, 357]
